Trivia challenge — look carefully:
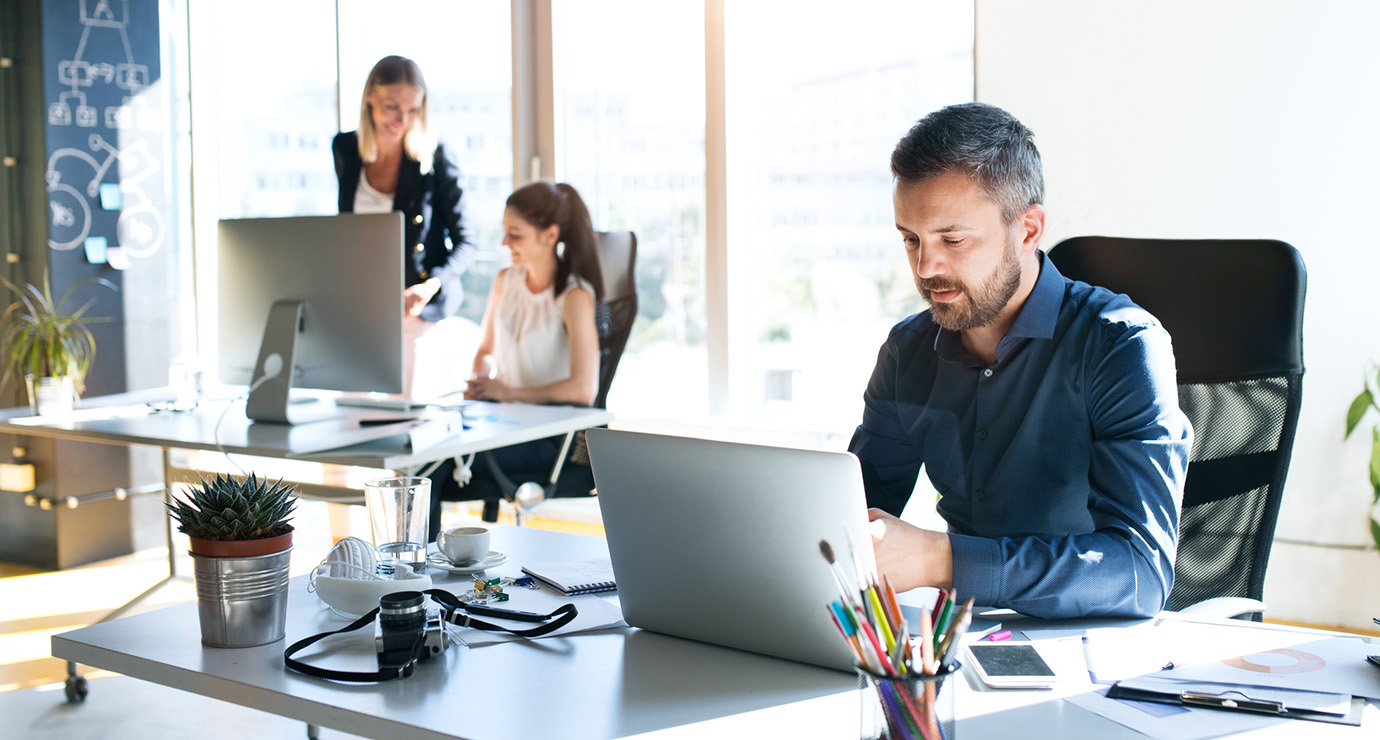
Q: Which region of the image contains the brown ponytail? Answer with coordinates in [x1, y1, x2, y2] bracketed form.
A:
[506, 182, 604, 301]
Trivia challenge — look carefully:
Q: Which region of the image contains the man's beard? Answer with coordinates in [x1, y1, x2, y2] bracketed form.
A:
[917, 241, 1022, 332]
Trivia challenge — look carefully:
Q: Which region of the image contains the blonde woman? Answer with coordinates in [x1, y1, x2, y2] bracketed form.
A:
[332, 55, 472, 395]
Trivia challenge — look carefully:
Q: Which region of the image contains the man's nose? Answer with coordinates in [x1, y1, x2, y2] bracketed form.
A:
[914, 247, 943, 279]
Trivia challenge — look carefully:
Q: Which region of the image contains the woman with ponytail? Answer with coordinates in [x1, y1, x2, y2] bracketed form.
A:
[429, 181, 603, 533]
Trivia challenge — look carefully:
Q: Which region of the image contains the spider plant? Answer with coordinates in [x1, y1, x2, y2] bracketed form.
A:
[0, 271, 115, 396]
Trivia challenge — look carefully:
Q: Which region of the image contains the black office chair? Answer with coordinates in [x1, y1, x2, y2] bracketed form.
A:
[1047, 237, 1306, 620]
[470, 230, 638, 524]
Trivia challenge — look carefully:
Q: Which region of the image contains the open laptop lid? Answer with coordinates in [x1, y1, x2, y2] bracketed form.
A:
[586, 428, 873, 672]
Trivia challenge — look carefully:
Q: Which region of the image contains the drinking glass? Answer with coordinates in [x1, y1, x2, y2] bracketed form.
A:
[364, 477, 431, 574]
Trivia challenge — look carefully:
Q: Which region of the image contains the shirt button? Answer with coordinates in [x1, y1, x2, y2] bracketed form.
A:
[414, 243, 425, 253]
[413, 214, 424, 224]
[974, 489, 985, 500]
[420, 269, 430, 280]
[983, 368, 993, 377]
[977, 429, 988, 440]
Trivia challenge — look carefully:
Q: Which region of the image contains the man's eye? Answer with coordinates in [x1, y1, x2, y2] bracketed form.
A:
[943, 238, 965, 246]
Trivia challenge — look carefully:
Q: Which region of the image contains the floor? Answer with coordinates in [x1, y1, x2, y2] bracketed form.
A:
[0, 490, 604, 740]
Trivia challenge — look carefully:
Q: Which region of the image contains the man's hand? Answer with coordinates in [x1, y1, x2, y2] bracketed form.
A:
[867, 508, 953, 592]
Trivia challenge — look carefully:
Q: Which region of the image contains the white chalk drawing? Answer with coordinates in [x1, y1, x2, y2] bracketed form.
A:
[47, 133, 163, 256]
[45, 0, 166, 257]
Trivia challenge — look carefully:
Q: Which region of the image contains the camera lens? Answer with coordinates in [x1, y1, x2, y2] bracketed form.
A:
[379, 591, 426, 632]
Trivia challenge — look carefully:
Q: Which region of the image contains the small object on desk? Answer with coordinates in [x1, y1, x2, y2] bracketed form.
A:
[359, 417, 419, 426]
[520, 558, 617, 595]
[988, 629, 1012, 642]
[1107, 675, 1363, 725]
[427, 551, 507, 574]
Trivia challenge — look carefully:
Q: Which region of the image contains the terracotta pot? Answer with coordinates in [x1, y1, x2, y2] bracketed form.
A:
[189, 529, 293, 558]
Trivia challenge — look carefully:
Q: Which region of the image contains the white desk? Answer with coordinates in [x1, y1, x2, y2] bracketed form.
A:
[50, 527, 1379, 739]
[0, 389, 614, 472]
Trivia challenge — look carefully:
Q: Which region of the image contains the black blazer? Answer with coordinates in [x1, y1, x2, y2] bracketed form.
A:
[333, 131, 473, 322]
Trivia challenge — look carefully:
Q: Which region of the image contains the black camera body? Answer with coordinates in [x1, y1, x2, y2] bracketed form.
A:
[374, 591, 447, 677]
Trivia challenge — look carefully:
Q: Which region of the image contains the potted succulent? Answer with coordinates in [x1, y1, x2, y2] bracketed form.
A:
[0, 271, 115, 415]
[166, 473, 298, 647]
[1344, 362, 1380, 553]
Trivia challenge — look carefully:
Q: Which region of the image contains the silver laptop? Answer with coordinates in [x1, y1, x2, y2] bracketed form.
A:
[586, 428, 873, 672]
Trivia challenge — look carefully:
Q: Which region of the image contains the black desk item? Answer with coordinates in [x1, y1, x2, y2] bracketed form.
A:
[1107, 675, 1363, 726]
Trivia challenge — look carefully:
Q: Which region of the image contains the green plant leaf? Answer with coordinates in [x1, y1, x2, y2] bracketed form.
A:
[1345, 389, 1374, 439]
[1371, 514, 1380, 554]
[1372, 428, 1380, 505]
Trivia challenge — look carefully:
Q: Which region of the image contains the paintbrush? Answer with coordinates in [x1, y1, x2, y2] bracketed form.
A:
[819, 539, 863, 611]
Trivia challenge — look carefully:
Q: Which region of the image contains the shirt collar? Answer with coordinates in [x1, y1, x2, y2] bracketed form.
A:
[1005, 250, 1062, 342]
[933, 250, 1065, 364]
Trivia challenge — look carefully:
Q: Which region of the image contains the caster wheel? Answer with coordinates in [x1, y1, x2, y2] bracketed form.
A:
[64, 675, 88, 703]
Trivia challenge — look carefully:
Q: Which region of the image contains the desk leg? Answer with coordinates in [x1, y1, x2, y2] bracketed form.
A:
[65, 446, 184, 703]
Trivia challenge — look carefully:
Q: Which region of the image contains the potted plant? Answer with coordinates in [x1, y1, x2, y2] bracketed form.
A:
[0, 271, 115, 415]
[1344, 362, 1380, 553]
[166, 473, 298, 647]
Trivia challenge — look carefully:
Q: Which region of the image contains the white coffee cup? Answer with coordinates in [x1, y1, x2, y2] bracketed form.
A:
[437, 525, 490, 565]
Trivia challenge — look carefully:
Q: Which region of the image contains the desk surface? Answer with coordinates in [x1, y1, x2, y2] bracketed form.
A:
[0, 389, 613, 470]
[51, 527, 1378, 740]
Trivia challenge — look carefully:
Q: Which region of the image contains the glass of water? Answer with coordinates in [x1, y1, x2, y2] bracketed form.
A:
[363, 477, 431, 575]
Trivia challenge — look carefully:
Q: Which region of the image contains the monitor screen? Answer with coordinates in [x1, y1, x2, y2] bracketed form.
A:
[217, 213, 405, 423]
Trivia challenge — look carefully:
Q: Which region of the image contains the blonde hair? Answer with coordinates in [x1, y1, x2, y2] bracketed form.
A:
[357, 55, 436, 174]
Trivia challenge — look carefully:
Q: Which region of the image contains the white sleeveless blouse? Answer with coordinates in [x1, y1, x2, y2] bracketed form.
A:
[492, 264, 595, 389]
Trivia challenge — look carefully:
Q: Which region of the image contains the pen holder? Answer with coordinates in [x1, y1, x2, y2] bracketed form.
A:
[857, 661, 959, 740]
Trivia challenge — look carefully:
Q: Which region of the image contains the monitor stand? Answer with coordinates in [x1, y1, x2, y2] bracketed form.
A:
[245, 300, 341, 425]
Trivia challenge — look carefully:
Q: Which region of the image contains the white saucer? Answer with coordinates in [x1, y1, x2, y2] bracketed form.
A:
[427, 551, 507, 574]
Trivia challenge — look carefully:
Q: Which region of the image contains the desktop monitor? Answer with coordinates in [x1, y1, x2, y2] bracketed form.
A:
[217, 213, 405, 424]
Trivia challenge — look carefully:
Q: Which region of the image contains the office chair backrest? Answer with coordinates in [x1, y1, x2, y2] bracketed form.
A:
[592, 231, 638, 409]
[1047, 237, 1306, 616]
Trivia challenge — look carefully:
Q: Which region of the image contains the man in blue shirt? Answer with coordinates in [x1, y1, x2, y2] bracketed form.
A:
[850, 103, 1192, 619]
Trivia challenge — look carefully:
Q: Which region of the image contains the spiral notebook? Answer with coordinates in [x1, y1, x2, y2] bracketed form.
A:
[521, 558, 617, 595]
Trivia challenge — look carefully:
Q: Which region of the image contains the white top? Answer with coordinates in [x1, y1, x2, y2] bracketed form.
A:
[353, 166, 394, 213]
[492, 264, 594, 389]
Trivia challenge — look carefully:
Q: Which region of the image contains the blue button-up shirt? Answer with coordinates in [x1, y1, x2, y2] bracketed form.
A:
[849, 252, 1191, 619]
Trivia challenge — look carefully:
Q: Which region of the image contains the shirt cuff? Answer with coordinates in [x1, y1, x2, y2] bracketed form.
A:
[947, 532, 1003, 605]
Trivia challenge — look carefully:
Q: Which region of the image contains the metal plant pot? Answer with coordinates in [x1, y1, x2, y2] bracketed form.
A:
[190, 546, 293, 648]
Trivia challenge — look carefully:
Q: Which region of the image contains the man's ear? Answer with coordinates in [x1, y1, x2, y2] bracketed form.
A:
[1018, 203, 1046, 257]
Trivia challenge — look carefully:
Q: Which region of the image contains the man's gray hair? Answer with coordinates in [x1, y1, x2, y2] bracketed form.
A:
[891, 102, 1044, 224]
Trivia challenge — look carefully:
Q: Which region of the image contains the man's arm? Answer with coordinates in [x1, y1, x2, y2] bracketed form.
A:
[949, 321, 1190, 619]
[849, 334, 923, 516]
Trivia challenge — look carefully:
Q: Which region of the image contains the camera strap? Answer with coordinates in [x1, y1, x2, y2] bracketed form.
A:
[283, 589, 580, 683]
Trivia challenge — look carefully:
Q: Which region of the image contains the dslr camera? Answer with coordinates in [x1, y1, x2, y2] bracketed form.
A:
[374, 591, 447, 677]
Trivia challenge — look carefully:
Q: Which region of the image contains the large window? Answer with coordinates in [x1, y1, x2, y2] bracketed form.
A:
[205, 1, 337, 219]
[552, 0, 708, 418]
[724, 0, 974, 438]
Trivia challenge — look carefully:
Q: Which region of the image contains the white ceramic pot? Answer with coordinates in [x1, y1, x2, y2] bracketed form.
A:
[26, 375, 76, 417]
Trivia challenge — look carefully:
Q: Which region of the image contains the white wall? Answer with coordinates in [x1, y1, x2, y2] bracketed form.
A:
[976, 0, 1380, 629]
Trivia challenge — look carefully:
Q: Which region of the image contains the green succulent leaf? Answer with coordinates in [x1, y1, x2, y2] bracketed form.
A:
[164, 472, 298, 542]
[1371, 514, 1380, 554]
[1345, 389, 1374, 439]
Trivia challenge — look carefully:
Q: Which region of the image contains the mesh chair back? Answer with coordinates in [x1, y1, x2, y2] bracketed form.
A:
[1047, 237, 1306, 615]
[592, 231, 638, 409]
